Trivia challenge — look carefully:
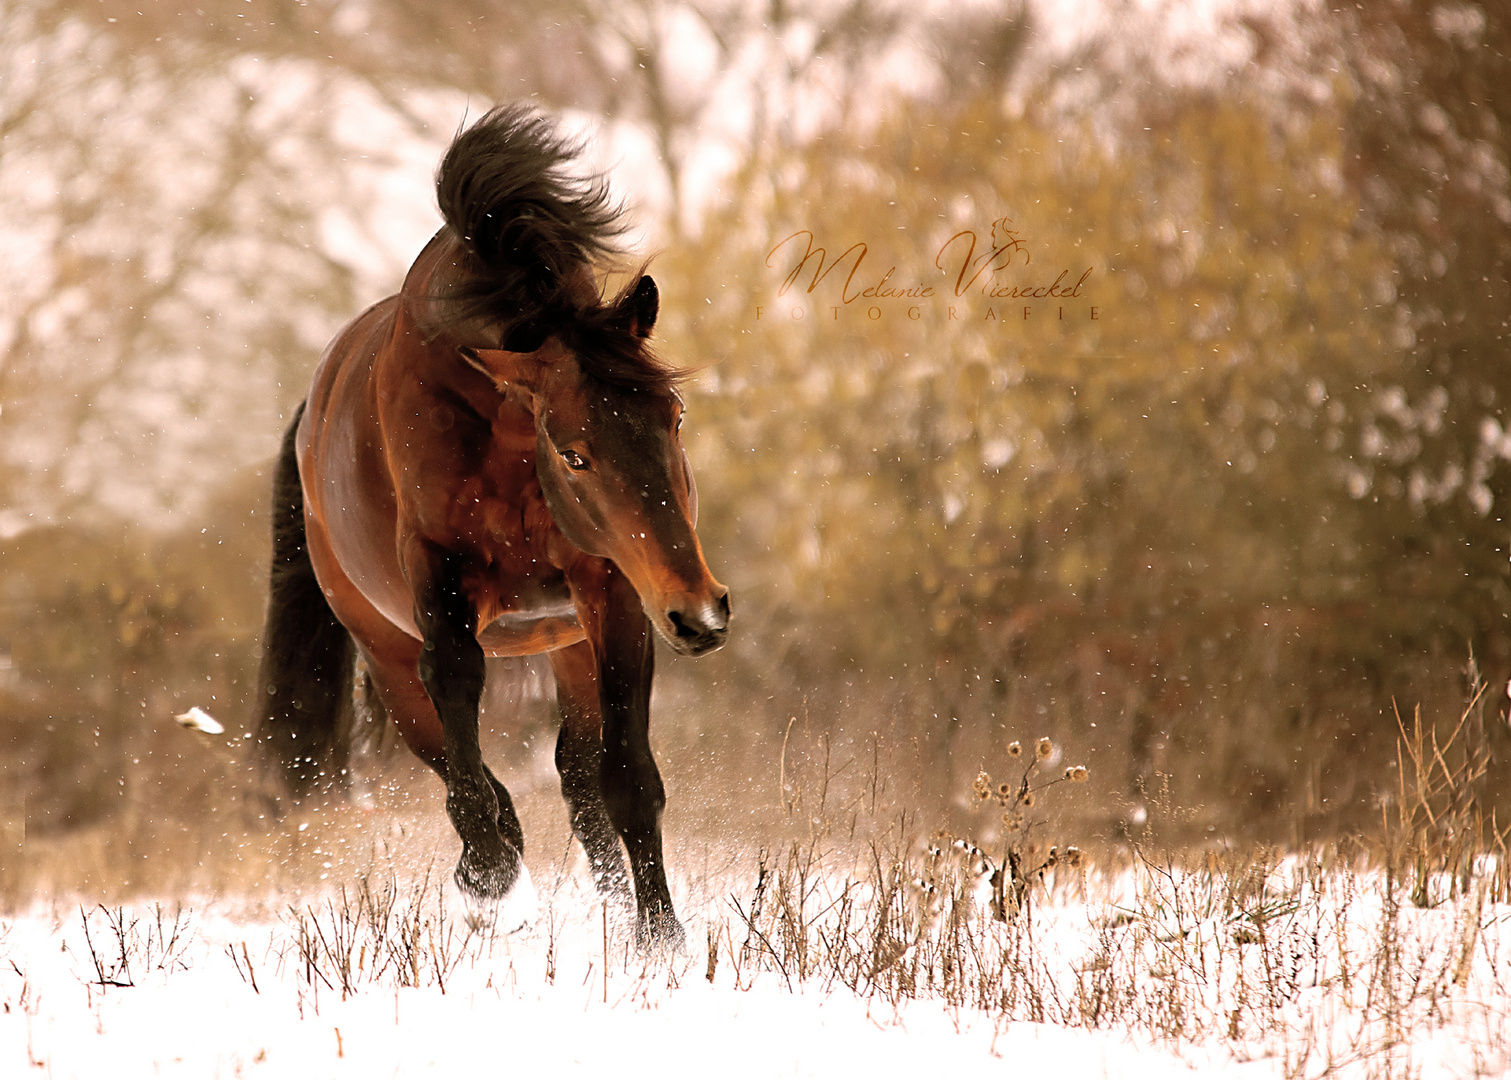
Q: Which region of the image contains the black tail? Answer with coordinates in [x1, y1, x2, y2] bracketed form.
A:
[432, 103, 625, 345]
[254, 401, 355, 800]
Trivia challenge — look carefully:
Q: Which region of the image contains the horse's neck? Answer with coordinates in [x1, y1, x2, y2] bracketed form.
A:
[392, 231, 490, 354]
[457, 347, 541, 415]
[400, 230, 496, 349]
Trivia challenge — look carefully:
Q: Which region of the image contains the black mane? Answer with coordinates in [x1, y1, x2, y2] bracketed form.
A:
[433, 104, 683, 393]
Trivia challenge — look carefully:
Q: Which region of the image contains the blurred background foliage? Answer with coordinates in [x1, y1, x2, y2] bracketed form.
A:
[2, 0, 1509, 862]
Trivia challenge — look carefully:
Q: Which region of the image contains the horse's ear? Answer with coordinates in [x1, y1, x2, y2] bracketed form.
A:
[623, 275, 658, 338]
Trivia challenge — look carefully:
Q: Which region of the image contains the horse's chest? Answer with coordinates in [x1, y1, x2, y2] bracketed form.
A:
[470, 556, 583, 656]
[464, 478, 585, 650]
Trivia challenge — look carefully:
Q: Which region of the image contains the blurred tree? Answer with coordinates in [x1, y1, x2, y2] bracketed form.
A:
[1324, 2, 1511, 723]
[0, 2, 357, 527]
[663, 70, 1440, 824]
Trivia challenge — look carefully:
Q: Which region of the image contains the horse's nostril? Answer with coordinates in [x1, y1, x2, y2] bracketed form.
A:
[668, 602, 728, 641]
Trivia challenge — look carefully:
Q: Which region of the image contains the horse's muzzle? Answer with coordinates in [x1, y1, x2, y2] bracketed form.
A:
[665, 589, 731, 656]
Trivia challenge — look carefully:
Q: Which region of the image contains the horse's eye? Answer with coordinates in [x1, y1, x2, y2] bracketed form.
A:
[676, 414, 684, 435]
[559, 449, 589, 471]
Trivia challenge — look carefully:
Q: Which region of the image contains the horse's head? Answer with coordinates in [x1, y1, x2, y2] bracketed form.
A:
[468, 274, 730, 656]
[418, 105, 727, 653]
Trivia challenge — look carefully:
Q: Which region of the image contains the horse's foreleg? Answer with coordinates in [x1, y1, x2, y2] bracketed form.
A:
[548, 641, 631, 905]
[578, 566, 683, 951]
[411, 548, 524, 908]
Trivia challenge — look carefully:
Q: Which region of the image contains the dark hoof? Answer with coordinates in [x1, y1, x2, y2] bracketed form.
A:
[460, 866, 537, 934]
[455, 848, 535, 933]
[454, 843, 524, 902]
[636, 909, 687, 955]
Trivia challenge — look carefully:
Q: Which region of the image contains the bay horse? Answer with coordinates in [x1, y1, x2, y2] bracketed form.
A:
[254, 104, 729, 948]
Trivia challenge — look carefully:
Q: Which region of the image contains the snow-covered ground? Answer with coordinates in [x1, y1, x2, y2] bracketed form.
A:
[3, 852, 1508, 1079]
[0, 912, 1198, 1079]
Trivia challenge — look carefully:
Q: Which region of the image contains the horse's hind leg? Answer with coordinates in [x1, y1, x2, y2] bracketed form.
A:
[548, 642, 631, 904]
[364, 655, 527, 858]
[350, 649, 522, 851]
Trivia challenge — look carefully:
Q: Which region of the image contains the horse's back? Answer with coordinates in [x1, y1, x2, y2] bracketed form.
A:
[298, 297, 417, 637]
[305, 296, 399, 431]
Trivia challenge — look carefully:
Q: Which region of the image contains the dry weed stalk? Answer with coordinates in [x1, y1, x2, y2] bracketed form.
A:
[236, 871, 487, 1001]
[963, 735, 1089, 921]
[77, 903, 194, 988]
[1383, 667, 1509, 910]
[709, 694, 1509, 1073]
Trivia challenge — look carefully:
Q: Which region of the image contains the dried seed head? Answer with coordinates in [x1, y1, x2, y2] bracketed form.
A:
[1065, 765, 1089, 783]
[1021, 791, 1037, 809]
[1036, 737, 1054, 761]
[972, 771, 992, 801]
[1001, 810, 1024, 830]
[997, 782, 1012, 798]
[1007, 740, 1022, 758]
[1065, 846, 1083, 869]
